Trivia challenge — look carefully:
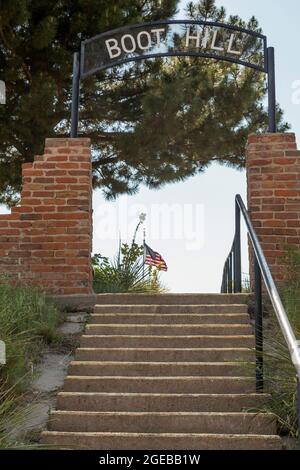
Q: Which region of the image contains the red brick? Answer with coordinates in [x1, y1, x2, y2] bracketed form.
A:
[275, 213, 298, 220]
[40, 243, 66, 250]
[78, 163, 91, 169]
[31, 191, 55, 198]
[287, 221, 300, 228]
[31, 250, 55, 258]
[273, 173, 298, 181]
[23, 184, 44, 191]
[45, 138, 68, 147]
[285, 150, 300, 157]
[47, 156, 70, 162]
[44, 186, 66, 191]
[34, 163, 56, 169]
[69, 155, 91, 162]
[23, 170, 47, 178]
[69, 185, 90, 191]
[253, 212, 274, 220]
[33, 206, 56, 213]
[262, 205, 285, 212]
[274, 158, 297, 166]
[43, 212, 89, 220]
[261, 166, 283, 174]
[275, 190, 300, 197]
[46, 228, 67, 235]
[251, 190, 274, 197]
[56, 177, 78, 184]
[22, 198, 42, 205]
[0, 229, 19, 235]
[34, 177, 55, 184]
[20, 214, 42, 221]
[22, 161, 34, 168]
[43, 198, 66, 206]
[21, 191, 32, 198]
[56, 162, 80, 169]
[53, 220, 78, 227]
[67, 138, 90, 147]
[57, 206, 89, 213]
[248, 159, 272, 167]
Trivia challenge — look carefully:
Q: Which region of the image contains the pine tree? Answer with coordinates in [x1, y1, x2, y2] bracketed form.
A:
[0, 0, 288, 205]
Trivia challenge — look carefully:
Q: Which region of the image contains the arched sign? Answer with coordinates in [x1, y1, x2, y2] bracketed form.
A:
[71, 20, 276, 137]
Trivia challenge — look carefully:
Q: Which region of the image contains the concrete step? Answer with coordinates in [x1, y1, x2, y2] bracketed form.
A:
[57, 392, 271, 412]
[94, 293, 250, 305]
[68, 361, 253, 377]
[75, 348, 254, 362]
[64, 376, 256, 393]
[80, 335, 255, 349]
[41, 431, 281, 450]
[85, 324, 252, 336]
[93, 304, 248, 314]
[89, 313, 250, 324]
[48, 411, 276, 434]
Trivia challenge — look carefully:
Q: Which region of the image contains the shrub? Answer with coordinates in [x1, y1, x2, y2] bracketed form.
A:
[0, 281, 60, 446]
[93, 246, 165, 294]
[262, 247, 300, 438]
[93, 215, 166, 294]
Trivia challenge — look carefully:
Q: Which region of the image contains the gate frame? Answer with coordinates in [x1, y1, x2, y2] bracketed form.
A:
[70, 19, 276, 137]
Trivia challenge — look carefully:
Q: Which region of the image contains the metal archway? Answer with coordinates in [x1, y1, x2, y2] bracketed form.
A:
[70, 20, 276, 137]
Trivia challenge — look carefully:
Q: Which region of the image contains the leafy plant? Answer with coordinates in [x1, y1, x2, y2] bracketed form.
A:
[261, 247, 300, 438]
[92, 215, 165, 293]
[0, 280, 61, 447]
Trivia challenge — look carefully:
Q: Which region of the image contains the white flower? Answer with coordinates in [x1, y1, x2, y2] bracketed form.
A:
[139, 213, 146, 223]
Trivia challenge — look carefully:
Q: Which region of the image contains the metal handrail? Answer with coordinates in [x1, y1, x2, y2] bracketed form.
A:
[221, 195, 300, 442]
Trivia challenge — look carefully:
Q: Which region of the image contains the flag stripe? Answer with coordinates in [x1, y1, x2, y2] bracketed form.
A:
[144, 243, 168, 271]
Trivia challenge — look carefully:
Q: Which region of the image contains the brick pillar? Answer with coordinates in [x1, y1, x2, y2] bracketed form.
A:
[0, 138, 93, 295]
[246, 133, 300, 286]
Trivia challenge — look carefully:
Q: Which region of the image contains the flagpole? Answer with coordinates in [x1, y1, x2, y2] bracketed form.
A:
[143, 228, 146, 277]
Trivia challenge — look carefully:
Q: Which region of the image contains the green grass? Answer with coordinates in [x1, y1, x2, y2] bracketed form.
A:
[261, 247, 300, 439]
[0, 280, 61, 447]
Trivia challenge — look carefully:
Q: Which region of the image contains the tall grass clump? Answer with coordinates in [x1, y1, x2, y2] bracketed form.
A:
[0, 280, 60, 446]
[93, 215, 166, 294]
[262, 247, 300, 439]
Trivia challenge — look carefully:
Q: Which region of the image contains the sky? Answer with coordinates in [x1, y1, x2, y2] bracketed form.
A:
[1, 1, 300, 293]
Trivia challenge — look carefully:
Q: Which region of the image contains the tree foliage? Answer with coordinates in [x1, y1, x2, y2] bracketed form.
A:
[0, 0, 288, 205]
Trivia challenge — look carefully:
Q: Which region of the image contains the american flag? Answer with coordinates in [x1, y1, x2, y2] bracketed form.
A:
[144, 243, 168, 272]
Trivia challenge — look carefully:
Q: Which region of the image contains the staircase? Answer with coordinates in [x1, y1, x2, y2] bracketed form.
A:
[42, 294, 282, 450]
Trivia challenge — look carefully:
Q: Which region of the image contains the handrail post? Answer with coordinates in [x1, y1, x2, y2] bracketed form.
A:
[267, 47, 277, 133]
[254, 257, 263, 392]
[234, 199, 242, 293]
[227, 258, 231, 293]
